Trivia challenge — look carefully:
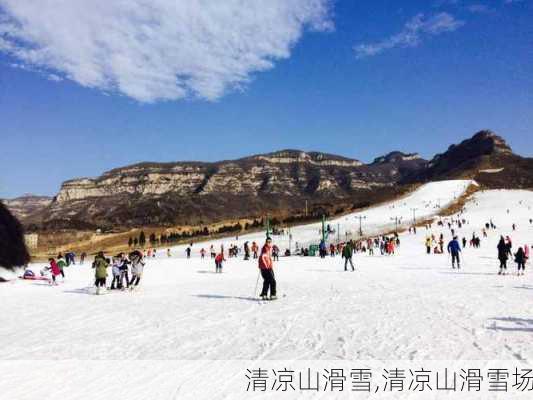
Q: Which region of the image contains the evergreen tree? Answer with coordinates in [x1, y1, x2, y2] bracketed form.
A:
[139, 231, 146, 247]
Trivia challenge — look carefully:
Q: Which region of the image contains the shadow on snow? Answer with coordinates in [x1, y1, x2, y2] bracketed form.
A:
[487, 317, 533, 333]
[193, 294, 259, 302]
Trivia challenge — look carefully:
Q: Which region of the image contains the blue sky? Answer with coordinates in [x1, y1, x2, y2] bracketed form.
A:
[0, 0, 531, 198]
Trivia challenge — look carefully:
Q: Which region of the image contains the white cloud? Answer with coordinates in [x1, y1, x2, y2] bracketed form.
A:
[354, 13, 464, 59]
[0, 0, 333, 103]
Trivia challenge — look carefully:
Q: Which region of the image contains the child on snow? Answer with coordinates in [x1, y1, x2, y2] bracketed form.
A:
[214, 252, 225, 273]
[110, 256, 121, 290]
[47, 258, 61, 285]
[514, 247, 526, 276]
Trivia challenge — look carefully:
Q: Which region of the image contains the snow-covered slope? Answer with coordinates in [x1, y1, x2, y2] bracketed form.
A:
[2, 181, 533, 400]
[168, 179, 473, 255]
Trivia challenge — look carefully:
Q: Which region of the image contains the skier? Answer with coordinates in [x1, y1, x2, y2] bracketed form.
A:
[129, 250, 145, 289]
[514, 247, 526, 276]
[342, 241, 355, 271]
[186, 247, 191, 259]
[167, 248, 171, 258]
[200, 248, 206, 259]
[272, 245, 280, 261]
[252, 242, 259, 259]
[80, 252, 86, 265]
[210, 245, 216, 258]
[497, 236, 509, 275]
[425, 237, 432, 255]
[214, 251, 225, 273]
[258, 237, 276, 300]
[319, 239, 327, 258]
[447, 236, 461, 269]
[244, 242, 250, 260]
[92, 252, 109, 295]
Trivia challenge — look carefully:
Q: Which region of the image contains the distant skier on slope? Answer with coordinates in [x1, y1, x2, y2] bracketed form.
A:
[342, 241, 355, 271]
[258, 237, 276, 301]
[447, 236, 461, 269]
[252, 242, 259, 259]
[244, 241, 250, 260]
[425, 237, 432, 254]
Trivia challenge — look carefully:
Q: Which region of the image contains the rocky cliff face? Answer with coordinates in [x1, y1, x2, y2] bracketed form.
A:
[17, 149, 425, 230]
[54, 150, 413, 204]
[2, 195, 53, 220]
[403, 130, 531, 186]
[11, 131, 531, 232]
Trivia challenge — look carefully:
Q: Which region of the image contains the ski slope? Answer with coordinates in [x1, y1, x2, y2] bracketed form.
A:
[168, 179, 473, 255]
[1, 181, 533, 400]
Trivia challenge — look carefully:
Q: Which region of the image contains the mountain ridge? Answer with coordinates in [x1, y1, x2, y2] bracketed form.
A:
[6, 130, 532, 232]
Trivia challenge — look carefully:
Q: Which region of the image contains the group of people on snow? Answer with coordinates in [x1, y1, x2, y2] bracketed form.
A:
[497, 236, 529, 276]
[437, 217, 530, 275]
[39, 250, 147, 293]
[27, 206, 531, 298]
[92, 250, 146, 294]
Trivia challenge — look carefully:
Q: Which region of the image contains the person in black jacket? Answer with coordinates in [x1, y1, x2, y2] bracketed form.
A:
[514, 247, 526, 276]
[497, 236, 509, 275]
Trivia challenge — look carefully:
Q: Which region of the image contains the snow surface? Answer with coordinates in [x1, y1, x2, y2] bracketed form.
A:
[2, 181, 533, 400]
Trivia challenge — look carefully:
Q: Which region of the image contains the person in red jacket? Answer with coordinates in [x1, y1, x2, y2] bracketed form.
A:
[48, 258, 61, 285]
[259, 237, 277, 300]
[214, 252, 226, 273]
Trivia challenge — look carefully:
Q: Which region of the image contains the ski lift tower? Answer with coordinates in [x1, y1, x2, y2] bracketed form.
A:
[355, 215, 366, 237]
[265, 215, 272, 238]
[411, 208, 418, 228]
[321, 214, 326, 242]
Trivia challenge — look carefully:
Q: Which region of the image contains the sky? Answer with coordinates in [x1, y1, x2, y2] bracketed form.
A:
[0, 0, 531, 198]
